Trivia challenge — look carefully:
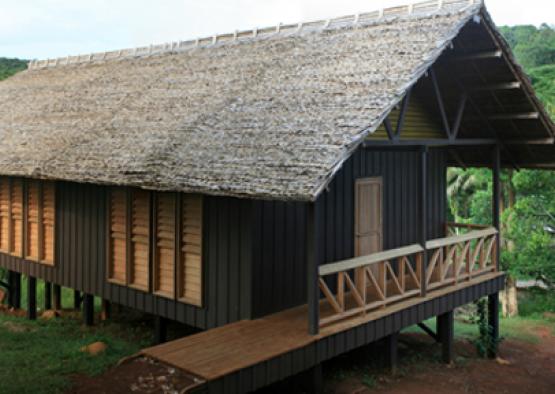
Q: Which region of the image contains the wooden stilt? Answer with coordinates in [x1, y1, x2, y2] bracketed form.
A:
[74, 290, 82, 310]
[488, 294, 499, 358]
[300, 364, 323, 394]
[154, 316, 168, 344]
[7, 271, 14, 307]
[385, 332, 399, 374]
[44, 282, 52, 310]
[101, 300, 111, 321]
[53, 284, 62, 310]
[438, 310, 454, 363]
[27, 276, 37, 320]
[13, 272, 21, 309]
[83, 294, 94, 326]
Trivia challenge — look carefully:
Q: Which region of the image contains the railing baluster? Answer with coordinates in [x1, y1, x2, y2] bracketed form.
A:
[337, 272, 345, 311]
[398, 257, 406, 292]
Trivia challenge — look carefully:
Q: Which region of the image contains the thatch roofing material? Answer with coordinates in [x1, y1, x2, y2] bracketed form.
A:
[1, 1, 482, 200]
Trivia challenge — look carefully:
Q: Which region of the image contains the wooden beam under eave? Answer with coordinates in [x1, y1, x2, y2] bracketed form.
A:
[469, 82, 521, 91]
[489, 112, 540, 120]
[451, 50, 502, 62]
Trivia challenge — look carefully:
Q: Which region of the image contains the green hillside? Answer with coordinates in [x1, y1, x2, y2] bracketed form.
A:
[500, 24, 555, 116]
[0, 58, 28, 81]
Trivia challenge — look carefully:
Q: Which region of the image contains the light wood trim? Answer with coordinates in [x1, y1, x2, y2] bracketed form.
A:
[319, 244, 423, 276]
[426, 228, 497, 249]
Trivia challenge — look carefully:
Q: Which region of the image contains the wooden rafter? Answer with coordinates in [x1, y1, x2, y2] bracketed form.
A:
[451, 93, 467, 140]
[469, 82, 521, 91]
[451, 50, 502, 61]
[430, 69, 451, 139]
[395, 88, 412, 139]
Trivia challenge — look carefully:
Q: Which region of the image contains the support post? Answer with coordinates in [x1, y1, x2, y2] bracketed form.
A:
[438, 311, 454, 363]
[307, 202, 319, 335]
[12, 272, 21, 309]
[419, 146, 428, 297]
[154, 316, 168, 344]
[101, 300, 111, 321]
[385, 332, 399, 374]
[492, 144, 501, 270]
[44, 282, 52, 310]
[53, 284, 62, 310]
[488, 294, 500, 358]
[74, 290, 82, 310]
[27, 276, 37, 320]
[83, 294, 94, 326]
[300, 364, 323, 394]
[7, 271, 14, 307]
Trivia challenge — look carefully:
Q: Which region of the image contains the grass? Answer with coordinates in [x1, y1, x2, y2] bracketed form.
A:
[0, 310, 150, 394]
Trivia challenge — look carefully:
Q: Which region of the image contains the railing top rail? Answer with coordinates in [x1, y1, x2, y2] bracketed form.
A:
[445, 221, 489, 229]
[319, 243, 423, 276]
[426, 227, 498, 249]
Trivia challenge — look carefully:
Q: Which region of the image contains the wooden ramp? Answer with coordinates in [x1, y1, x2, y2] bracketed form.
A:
[141, 272, 503, 388]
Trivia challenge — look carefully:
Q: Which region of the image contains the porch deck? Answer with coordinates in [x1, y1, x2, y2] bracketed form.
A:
[142, 226, 504, 392]
[142, 271, 503, 387]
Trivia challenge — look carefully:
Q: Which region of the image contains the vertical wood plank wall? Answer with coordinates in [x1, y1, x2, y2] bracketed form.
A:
[0, 147, 446, 328]
[0, 182, 253, 330]
[252, 147, 447, 317]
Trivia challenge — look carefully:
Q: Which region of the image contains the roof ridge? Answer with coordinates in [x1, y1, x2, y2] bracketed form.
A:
[28, 0, 481, 71]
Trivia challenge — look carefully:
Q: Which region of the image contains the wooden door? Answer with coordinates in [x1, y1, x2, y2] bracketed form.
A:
[354, 178, 383, 295]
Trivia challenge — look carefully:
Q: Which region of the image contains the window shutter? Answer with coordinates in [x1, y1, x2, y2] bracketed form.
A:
[179, 195, 203, 306]
[108, 188, 127, 284]
[130, 190, 150, 290]
[0, 178, 9, 252]
[154, 193, 176, 298]
[41, 182, 55, 265]
[26, 180, 40, 260]
[10, 179, 23, 257]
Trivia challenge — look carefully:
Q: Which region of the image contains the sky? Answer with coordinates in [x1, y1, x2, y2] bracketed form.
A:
[0, 0, 553, 60]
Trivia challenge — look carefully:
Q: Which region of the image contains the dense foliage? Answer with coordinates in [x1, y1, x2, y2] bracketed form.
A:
[450, 24, 555, 288]
[0, 58, 27, 81]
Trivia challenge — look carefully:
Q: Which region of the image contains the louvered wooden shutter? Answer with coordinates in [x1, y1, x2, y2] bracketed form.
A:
[154, 193, 176, 298]
[179, 195, 203, 306]
[130, 190, 150, 290]
[0, 178, 9, 252]
[41, 182, 55, 265]
[10, 179, 23, 257]
[108, 188, 127, 284]
[26, 180, 40, 260]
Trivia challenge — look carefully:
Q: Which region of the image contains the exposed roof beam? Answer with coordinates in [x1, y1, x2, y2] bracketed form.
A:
[363, 137, 553, 147]
[488, 112, 540, 120]
[452, 50, 502, 61]
[430, 69, 451, 138]
[505, 137, 554, 145]
[469, 82, 521, 91]
[478, 10, 555, 138]
[451, 93, 467, 140]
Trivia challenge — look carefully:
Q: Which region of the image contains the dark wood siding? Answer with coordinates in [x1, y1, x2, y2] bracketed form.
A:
[252, 147, 447, 317]
[0, 181, 253, 330]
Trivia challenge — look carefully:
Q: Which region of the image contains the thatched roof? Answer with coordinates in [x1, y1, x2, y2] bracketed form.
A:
[0, 0, 538, 200]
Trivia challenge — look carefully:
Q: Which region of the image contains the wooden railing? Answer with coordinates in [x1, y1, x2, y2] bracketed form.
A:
[426, 227, 498, 291]
[318, 244, 424, 327]
[445, 221, 489, 236]
[316, 226, 498, 328]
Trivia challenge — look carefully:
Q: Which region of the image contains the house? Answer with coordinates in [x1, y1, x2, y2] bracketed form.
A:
[0, 0, 554, 392]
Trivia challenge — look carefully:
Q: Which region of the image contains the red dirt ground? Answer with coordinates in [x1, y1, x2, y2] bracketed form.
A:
[64, 322, 555, 393]
[328, 326, 555, 394]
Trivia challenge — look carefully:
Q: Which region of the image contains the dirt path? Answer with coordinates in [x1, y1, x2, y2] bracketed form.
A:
[67, 325, 555, 393]
[329, 326, 555, 394]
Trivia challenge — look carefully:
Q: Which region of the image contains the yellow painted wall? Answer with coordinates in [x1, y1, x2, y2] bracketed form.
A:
[369, 97, 444, 140]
